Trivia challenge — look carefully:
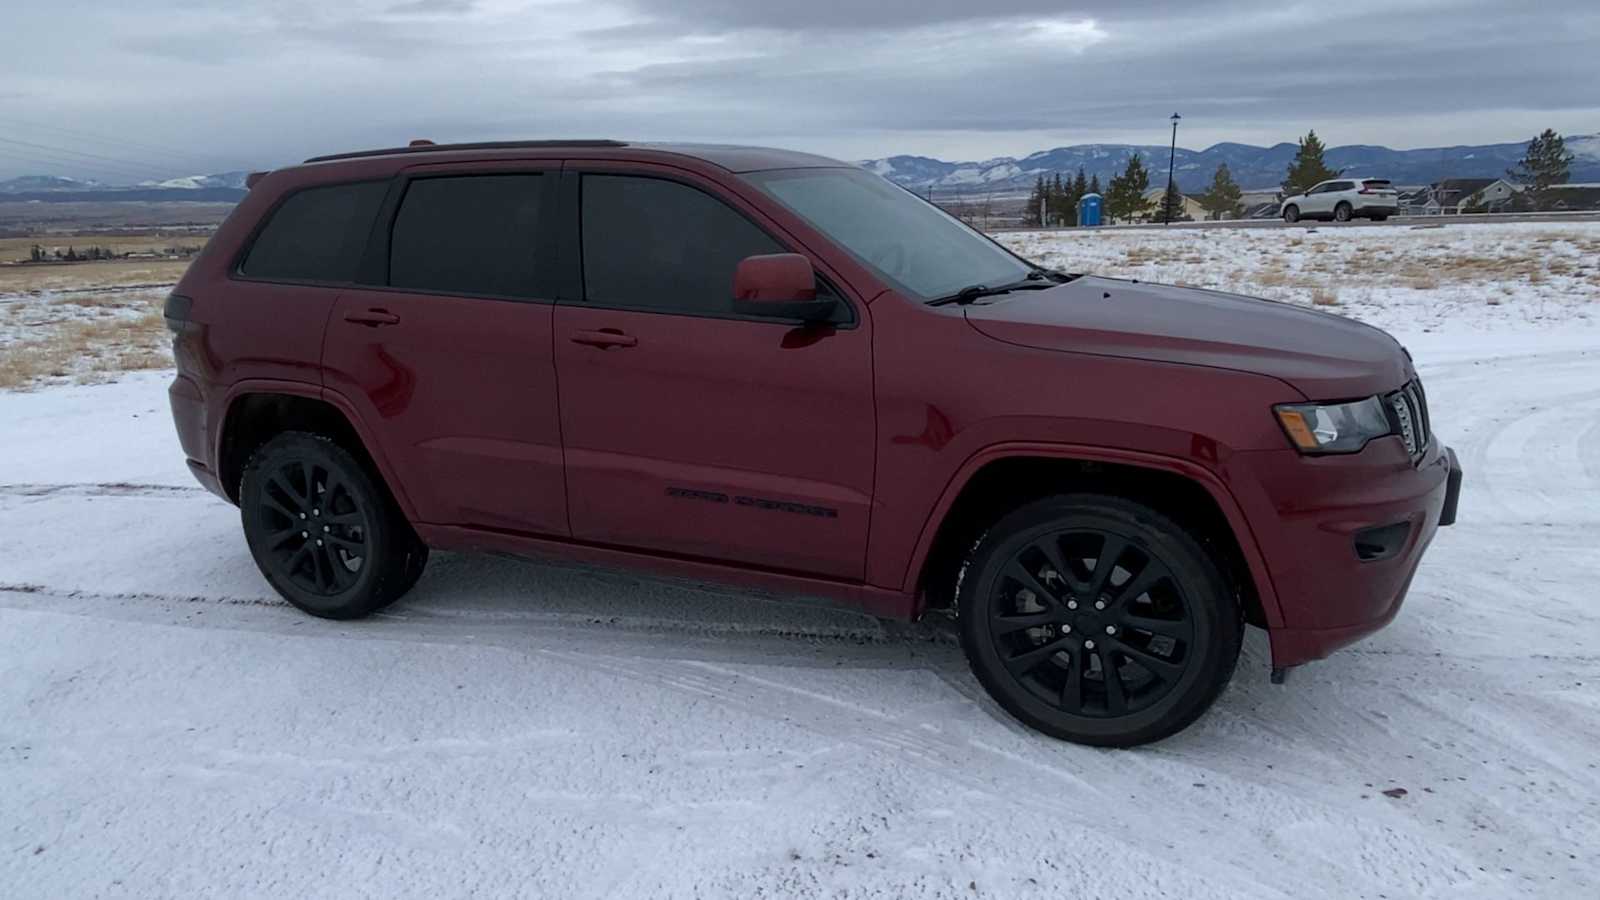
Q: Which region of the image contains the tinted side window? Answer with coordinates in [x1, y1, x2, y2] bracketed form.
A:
[389, 174, 545, 299]
[581, 175, 782, 315]
[240, 181, 386, 283]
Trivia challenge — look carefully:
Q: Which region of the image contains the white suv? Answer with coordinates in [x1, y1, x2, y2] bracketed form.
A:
[1280, 178, 1398, 223]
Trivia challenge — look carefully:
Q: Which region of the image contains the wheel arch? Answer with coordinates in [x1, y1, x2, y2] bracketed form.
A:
[215, 384, 416, 519]
[907, 444, 1281, 630]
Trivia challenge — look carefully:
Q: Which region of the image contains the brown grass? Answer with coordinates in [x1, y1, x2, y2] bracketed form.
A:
[0, 258, 192, 294]
[1310, 286, 1341, 306]
[0, 295, 171, 390]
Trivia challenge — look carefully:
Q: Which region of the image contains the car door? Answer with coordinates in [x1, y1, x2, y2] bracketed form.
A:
[551, 165, 876, 580]
[1302, 182, 1333, 215]
[321, 163, 570, 536]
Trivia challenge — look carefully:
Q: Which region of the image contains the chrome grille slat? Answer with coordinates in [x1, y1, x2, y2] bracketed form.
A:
[1388, 377, 1431, 461]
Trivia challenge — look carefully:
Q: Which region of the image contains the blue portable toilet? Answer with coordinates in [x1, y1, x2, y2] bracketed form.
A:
[1077, 192, 1103, 227]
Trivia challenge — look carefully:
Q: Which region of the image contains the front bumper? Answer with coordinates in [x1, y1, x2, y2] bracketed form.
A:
[1231, 438, 1461, 668]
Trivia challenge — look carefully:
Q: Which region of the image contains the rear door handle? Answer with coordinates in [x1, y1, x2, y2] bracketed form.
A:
[344, 309, 400, 327]
[570, 329, 638, 349]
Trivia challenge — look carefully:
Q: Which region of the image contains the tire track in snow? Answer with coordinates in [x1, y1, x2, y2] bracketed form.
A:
[0, 482, 203, 499]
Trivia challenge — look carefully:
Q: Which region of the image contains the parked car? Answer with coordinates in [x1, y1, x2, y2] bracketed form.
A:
[1281, 178, 1400, 222]
[166, 140, 1461, 746]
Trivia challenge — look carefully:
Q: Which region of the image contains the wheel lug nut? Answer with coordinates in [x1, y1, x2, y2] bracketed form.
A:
[316, 539, 324, 546]
[1067, 600, 1078, 610]
[313, 508, 321, 516]
[300, 531, 308, 538]
[323, 525, 330, 532]
[1061, 624, 1072, 634]
[299, 513, 306, 519]
[1105, 625, 1116, 635]
[1095, 600, 1106, 610]
[1084, 639, 1096, 650]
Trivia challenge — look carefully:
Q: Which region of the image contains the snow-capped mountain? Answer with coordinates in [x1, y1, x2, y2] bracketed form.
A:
[136, 171, 252, 191]
[862, 135, 1600, 195]
[0, 174, 110, 194]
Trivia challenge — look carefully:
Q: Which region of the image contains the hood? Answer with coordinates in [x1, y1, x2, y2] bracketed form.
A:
[963, 276, 1409, 399]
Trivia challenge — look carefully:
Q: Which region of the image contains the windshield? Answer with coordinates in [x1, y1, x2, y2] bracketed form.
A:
[743, 167, 1033, 301]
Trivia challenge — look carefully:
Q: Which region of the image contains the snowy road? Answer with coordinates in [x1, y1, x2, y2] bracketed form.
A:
[3, 330, 1600, 898]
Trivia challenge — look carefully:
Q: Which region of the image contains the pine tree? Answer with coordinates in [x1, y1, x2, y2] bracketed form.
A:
[1282, 130, 1339, 195]
[1197, 163, 1245, 220]
[1089, 174, 1101, 196]
[1049, 173, 1066, 225]
[1106, 154, 1153, 222]
[1508, 129, 1575, 210]
[1024, 175, 1046, 226]
[1158, 182, 1188, 222]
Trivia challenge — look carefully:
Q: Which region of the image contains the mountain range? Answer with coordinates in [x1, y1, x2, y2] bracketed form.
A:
[862, 135, 1600, 196]
[0, 172, 251, 203]
[5, 134, 1600, 201]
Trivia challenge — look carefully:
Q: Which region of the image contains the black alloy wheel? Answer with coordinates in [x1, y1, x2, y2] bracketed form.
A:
[959, 495, 1241, 747]
[241, 432, 424, 618]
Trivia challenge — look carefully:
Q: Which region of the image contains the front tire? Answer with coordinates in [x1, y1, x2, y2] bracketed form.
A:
[958, 495, 1242, 747]
[1282, 205, 1300, 223]
[240, 431, 423, 619]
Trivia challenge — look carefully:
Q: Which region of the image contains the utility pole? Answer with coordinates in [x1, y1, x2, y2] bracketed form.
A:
[1165, 112, 1181, 225]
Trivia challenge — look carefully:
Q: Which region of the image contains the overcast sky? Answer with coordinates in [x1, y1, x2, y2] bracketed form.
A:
[2, 0, 1597, 182]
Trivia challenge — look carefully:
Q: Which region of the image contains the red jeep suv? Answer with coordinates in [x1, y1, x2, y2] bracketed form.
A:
[166, 140, 1461, 746]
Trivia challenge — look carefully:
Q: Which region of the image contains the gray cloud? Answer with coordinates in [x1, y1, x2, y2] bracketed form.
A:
[1, 0, 1596, 182]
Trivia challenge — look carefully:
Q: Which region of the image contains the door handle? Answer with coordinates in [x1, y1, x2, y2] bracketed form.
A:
[344, 309, 400, 327]
[570, 329, 638, 349]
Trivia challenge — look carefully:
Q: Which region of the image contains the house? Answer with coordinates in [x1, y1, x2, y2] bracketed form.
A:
[1137, 188, 1206, 222]
[1459, 179, 1524, 212]
[1402, 178, 1505, 215]
[1542, 183, 1600, 211]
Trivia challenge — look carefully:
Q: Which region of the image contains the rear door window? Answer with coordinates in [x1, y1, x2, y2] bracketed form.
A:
[388, 174, 546, 299]
[240, 181, 387, 283]
[580, 174, 783, 316]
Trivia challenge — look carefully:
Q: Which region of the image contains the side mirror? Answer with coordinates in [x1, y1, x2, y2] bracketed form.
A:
[732, 253, 837, 324]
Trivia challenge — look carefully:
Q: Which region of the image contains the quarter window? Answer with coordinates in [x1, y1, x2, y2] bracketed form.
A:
[240, 181, 386, 283]
[580, 175, 783, 315]
[389, 174, 545, 298]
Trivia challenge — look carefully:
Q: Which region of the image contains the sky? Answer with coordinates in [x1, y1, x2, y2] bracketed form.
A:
[1, 0, 1597, 183]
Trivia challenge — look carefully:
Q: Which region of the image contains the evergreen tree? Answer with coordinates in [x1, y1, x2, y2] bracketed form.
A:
[1088, 174, 1101, 196]
[1158, 182, 1188, 222]
[1508, 129, 1575, 210]
[1106, 154, 1153, 222]
[1024, 175, 1046, 226]
[1049, 173, 1066, 225]
[1282, 130, 1339, 195]
[1197, 163, 1245, 220]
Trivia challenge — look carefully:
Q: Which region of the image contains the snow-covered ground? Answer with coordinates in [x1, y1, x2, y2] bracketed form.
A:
[998, 221, 1600, 333]
[4, 226, 1600, 898]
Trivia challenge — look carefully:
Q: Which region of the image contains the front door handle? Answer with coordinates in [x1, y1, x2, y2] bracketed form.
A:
[345, 309, 401, 327]
[570, 329, 638, 349]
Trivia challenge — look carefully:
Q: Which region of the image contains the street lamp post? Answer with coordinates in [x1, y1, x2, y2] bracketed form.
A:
[1165, 113, 1181, 225]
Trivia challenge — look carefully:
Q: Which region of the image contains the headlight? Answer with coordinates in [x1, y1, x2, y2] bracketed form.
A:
[1274, 397, 1391, 454]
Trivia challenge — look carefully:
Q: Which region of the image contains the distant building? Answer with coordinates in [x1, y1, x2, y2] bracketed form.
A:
[1138, 188, 1206, 222]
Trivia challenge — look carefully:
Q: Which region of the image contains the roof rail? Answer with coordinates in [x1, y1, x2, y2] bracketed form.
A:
[304, 139, 628, 164]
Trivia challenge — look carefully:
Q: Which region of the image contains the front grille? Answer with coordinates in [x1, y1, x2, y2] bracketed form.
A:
[1387, 378, 1431, 459]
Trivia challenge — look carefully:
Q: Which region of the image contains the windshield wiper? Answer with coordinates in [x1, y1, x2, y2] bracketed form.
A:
[927, 278, 1056, 306]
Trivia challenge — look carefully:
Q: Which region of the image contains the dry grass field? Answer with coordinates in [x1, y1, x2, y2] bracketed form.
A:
[0, 236, 199, 388]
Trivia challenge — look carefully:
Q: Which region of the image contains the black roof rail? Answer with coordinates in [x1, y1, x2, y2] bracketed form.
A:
[304, 139, 628, 164]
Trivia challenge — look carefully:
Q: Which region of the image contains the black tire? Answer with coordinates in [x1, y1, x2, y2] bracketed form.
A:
[1372, 215, 1389, 222]
[957, 494, 1242, 747]
[1334, 202, 1353, 222]
[240, 431, 424, 619]
[1282, 205, 1300, 223]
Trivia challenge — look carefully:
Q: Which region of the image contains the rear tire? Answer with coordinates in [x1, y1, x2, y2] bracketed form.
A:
[1334, 202, 1353, 222]
[957, 494, 1242, 747]
[1282, 205, 1300, 224]
[240, 431, 423, 619]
